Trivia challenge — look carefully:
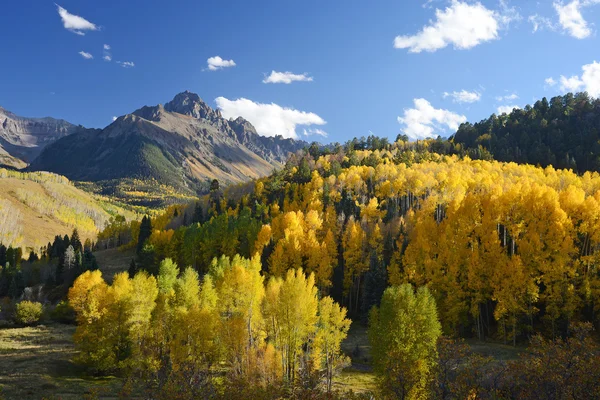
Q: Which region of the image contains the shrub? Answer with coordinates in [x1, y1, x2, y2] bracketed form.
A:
[50, 300, 76, 324]
[14, 300, 43, 325]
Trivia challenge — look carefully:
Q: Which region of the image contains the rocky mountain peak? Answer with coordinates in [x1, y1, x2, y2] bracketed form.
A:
[164, 91, 220, 121]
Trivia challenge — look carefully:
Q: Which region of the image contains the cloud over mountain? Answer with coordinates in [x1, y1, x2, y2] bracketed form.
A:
[398, 98, 466, 140]
[216, 97, 326, 139]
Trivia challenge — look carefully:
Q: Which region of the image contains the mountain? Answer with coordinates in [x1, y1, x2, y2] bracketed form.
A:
[0, 106, 82, 168]
[29, 91, 307, 196]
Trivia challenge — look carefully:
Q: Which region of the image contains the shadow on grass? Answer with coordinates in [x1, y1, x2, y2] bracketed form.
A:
[0, 323, 122, 400]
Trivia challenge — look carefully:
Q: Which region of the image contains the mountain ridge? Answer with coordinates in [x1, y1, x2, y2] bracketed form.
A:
[28, 91, 307, 196]
[0, 106, 84, 168]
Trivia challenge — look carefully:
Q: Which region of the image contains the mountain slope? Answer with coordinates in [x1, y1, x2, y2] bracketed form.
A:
[30, 92, 306, 196]
[0, 168, 138, 250]
[0, 106, 82, 167]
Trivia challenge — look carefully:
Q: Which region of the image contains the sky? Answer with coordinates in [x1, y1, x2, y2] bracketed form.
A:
[1, 0, 600, 143]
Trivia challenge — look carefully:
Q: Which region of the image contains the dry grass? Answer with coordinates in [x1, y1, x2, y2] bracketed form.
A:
[332, 369, 377, 395]
[0, 324, 122, 400]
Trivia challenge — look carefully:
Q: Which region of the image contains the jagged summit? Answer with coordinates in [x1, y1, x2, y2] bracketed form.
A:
[0, 106, 83, 167]
[164, 91, 223, 121]
[28, 92, 307, 194]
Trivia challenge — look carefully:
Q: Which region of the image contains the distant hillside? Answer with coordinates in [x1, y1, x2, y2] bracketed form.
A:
[452, 92, 600, 172]
[0, 106, 85, 168]
[0, 168, 138, 250]
[29, 91, 307, 200]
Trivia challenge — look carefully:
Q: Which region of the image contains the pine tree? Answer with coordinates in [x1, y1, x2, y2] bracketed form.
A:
[71, 229, 82, 253]
[128, 259, 138, 278]
[192, 203, 203, 224]
[28, 251, 39, 263]
[137, 216, 153, 255]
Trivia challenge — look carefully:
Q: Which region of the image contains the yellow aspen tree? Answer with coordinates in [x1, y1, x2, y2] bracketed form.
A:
[213, 255, 265, 376]
[253, 224, 272, 256]
[274, 269, 319, 382]
[313, 296, 351, 393]
[68, 270, 114, 371]
[343, 218, 367, 311]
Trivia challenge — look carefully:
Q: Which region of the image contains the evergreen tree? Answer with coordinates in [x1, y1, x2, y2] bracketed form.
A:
[192, 203, 203, 224]
[28, 251, 39, 263]
[8, 271, 24, 299]
[63, 234, 71, 250]
[83, 249, 98, 271]
[55, 263, 64, 285]
[361, 252, 387, 321]
[138, 243, 156, 275]
[128, 259, 138, 278]
[71, 229, 83, 253]
[75, 251, 83, 275]
[137, 216, 153, 255]
[0, 262, 11, 297]
[0, 244, 7, 267]
[210, 179, 220, 192]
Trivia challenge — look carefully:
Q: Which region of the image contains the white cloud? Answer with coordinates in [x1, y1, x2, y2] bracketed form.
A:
[78, 51, 93, 60]
[528, 14, 557, 32]
[553, 0, 600, 39]
[116, 61, 135, 68]
[303, 128, 328, 137]
[103, 44, 112, 62]
[56, 4, 98, 36]
[263, 71, 313, 84]
[495, 93, 519, 101]
[545, 77, 557, 86]
[558, 61, 600, 96]
[443, 90, 481, 103]
[397, 98, 467, 140]
[497, 105, 520, 114]
[207, 56, 236, 71]
[215, 97, 326, 139]
[393, 1, 519, 53]
[560, 75, 584, 91]
[112, 116, 117, 122]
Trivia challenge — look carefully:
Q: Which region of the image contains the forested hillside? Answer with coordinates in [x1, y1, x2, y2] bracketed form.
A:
[3, 138, 600, 398]
[453, 92, 600, 173]
[0, 168, 138, 250]
[104, 139, 600, 342]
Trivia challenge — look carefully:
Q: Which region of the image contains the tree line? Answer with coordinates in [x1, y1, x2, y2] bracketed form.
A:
[69, 256, 354, 398]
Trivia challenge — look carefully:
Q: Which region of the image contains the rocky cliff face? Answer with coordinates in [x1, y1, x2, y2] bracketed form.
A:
[0, 106, 80, 167]
[29, 92, 307, 193]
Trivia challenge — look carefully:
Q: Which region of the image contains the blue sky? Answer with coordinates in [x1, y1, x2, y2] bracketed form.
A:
[1, 0, 600, 143]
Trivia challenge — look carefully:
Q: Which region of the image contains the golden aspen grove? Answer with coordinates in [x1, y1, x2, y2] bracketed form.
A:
[27, 137, 593, 398]
[3, 135, 600, 398]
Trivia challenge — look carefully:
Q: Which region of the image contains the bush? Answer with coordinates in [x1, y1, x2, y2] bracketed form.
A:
[14, 300, 43, 325]
[50, 300, 76, 324]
